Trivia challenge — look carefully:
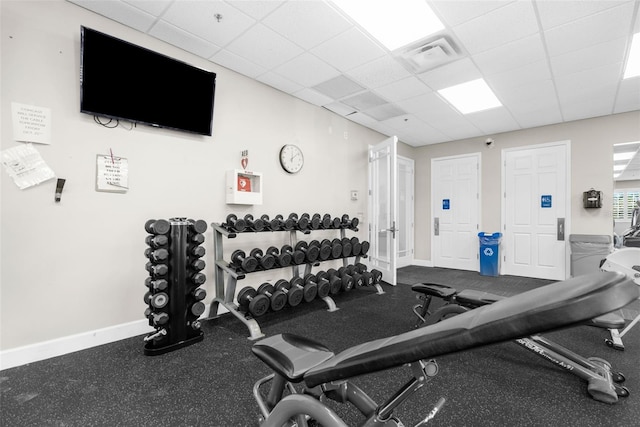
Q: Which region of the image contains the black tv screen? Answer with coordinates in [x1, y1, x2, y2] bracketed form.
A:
[80, 26, 216, 136]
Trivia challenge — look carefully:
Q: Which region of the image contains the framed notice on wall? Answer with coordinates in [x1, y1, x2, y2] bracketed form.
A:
[96, 154, 128, 193]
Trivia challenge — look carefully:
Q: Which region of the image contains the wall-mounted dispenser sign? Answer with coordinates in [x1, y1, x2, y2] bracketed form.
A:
[583, 189, 602, 208]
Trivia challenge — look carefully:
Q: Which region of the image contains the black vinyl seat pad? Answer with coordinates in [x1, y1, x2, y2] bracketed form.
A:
[302, 271, 637, 388]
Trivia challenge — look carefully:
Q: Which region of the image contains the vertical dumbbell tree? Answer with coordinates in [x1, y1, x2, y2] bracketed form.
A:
[143, 218, 208, 356]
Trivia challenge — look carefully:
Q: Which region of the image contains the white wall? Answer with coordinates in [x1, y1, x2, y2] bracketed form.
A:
[0, 0, 388, 352]
[412, 111, 640, 261]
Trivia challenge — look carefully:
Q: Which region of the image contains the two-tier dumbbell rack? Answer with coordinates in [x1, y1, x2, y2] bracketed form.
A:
[208, 215, 376, 340]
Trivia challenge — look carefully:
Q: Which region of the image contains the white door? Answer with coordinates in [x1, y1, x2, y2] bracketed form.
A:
[502, 142, 569, 280]
[368, 136, 398, 286]
[431, 154, 480, 271]
[397, 156, 414, 268]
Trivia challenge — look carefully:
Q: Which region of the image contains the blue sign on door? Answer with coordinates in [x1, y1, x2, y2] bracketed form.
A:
[442, 199, 450, 210]
[541, 195, 552, 208]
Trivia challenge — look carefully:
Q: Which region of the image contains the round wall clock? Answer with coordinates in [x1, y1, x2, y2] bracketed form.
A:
[279, 144, 304, 174]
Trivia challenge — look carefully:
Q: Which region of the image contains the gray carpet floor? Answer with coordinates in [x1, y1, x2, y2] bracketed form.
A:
[1, 266, 639, 426]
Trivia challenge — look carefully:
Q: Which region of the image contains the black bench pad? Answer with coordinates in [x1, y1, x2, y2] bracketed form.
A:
[302, 271, 637, 388]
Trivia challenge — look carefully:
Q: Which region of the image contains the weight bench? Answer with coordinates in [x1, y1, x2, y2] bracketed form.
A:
[251, 272, 638, 426]
[411, 279, 630, 404]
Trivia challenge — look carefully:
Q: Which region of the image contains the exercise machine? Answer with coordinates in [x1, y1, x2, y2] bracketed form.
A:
[600, 247, 640, 350]
[250, 272, 637, 426]
[410, 277, 632, 404]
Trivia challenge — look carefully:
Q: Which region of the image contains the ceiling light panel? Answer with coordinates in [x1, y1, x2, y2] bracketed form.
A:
[624, 33, 640, 79]
[438, 78, 502, 114]
[330, 0, 445, 51]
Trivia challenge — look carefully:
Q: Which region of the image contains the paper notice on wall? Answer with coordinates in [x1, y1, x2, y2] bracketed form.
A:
[1, 143, 56, 189]
[12, 102, 52, 145]
[96, 154, 129, 193]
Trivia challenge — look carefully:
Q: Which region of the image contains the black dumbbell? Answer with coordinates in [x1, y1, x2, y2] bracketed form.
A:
[258, 283, 287, 311]
[260, 214, 282, 231]
[295, 241, 319, 263]
[190, 258, 206, 272]
[330, 239, 343, 259]
[145, 219, 171, 235]
[145, 277, 168, 291]
[145, 248, 169, 262]
[328, 268, 354, 292]
[282, 244, 305, 265]
[331, 217, 342, 229]
[371, 269, 383, 284]
[190, 272, 206, 286]
[309, 214, 321, 230]
[345, 265, 365, 287]
[225, 214, 247, 232]
[352, 264, 374, 286]
[145, 308, 169, 326]
[192, 288, 207, 301]
[274, 279, 304, 307]
[349, 237, 362, 257]
[266, 246, 291, 267]
[323, 269, 342, 294]
[320, 214, 333, 229]
[145, 234, 168, 248]
[301, 275, 319, 302]
[144, 291, 169, 308]
[360, 240, 370, 256]
[318, 239, 332, 261]
[341, 238, 353, 257]
[146, 262, 168, 276]
[237, 286, 269, 317]
[292, 276, 316, 303]
[279, 214, 295, 231]
[244, 214, 265, 232]
[341, 214, 359, 229]
[231, 249, 259, 272]
[189, 301, 206, 317]
[313, 272, 331, 298]
[250, 248, 275, 270]
[190, 245, 206, 257]
[188, 219, 208, 234]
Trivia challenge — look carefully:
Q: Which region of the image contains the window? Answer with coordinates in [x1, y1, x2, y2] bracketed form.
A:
[613, 189, 640, 220]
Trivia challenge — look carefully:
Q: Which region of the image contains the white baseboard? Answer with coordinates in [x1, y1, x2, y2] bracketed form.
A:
[410, 259, 433, 267]
[0, 304, 223, 371]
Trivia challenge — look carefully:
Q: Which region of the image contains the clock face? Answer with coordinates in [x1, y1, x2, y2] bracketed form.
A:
[279, 144, 304, 174]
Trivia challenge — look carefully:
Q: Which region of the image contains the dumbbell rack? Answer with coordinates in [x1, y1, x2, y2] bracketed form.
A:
[143, 218, 208, 355]
[208, 220, 372, 340]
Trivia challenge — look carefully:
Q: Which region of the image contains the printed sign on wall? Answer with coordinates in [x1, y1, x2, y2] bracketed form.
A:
[541, 195, 552, 208]
[442, 199, 450, 210]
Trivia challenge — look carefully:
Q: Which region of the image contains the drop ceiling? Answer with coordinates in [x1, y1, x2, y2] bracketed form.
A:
[68, 0, 639, 150]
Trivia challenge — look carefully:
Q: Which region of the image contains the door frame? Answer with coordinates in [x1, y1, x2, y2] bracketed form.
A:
[430, 152, 482, 271]
[501, 140, 571, 279]
[397, 155, 415, 268]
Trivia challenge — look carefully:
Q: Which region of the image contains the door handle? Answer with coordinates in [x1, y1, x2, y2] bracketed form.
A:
[434, 217, 439, 236]
[557, 218, 565, 241]
[381, 221, 397, 239]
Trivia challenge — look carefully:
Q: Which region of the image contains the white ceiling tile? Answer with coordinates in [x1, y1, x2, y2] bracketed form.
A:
[261, 0, 351, 50]
[149, 20, 221, 58]
[342, 91, 389, 111]
[161, 1, 255, 46]
[225, 23, 304, 69]
[293, 88, 335, 107]
[324, 102, 357, 116]
[256, 70, 303, 94]
[374, 77, 431, 103]
[346, 55, 412, 89]
[311, 27, 386, 72]
[452, 1, 538, 55]
[312, 75, 365, 99]
[555, 62, 624, 104]
[536, 0, 631, 30]
[511, 105, 564, 129]
[123, 0, 171, 16]
[472, 33, 546, 76]
[486, 60, 551, 92]
[430, 1, 512, 27]
[418, 57, 482, 90]
[614, 78, 640, 113]
[346, 112, 379, 128]
[465, 107, 520, 134]
[550, 37, 627, 78]
[365, 104, 407, 121]
[69, 0, 157, 32]
[226, 0, 285, 20]
[499, 80, 558, 114]
[562, 100, 615, 122]
[273, 53, 340, 87]
[209, 49, 266, 79]
[544, 3, 635, 57]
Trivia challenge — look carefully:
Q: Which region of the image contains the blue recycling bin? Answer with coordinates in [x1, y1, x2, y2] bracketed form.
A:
[478, 232, 502, 276]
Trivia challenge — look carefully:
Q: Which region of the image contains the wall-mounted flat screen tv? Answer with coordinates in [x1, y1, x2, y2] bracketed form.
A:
[80, 26, 216, 136]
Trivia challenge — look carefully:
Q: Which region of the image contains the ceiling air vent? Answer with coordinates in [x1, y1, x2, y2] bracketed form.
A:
[396, 36, 460, 73]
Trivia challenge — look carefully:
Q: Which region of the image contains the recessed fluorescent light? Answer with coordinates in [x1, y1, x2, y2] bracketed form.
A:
[624, 33, 640, 79]
[331, 0, 445, 51]
[614, 151, 635, 161]
[438, 79, 502, 114]
[614, 164, 627, 171]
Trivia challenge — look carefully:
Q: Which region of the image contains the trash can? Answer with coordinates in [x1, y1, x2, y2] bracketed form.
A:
[569, 234, 612, 277]
[478, 232, 502, 276]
